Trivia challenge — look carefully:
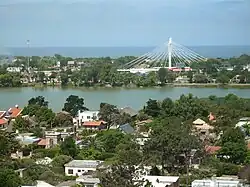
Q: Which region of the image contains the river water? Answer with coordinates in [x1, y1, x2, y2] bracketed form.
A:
[1, 87, 250, 112]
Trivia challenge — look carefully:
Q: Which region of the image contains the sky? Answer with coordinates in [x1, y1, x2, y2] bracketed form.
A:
[0, 0, 250, 47]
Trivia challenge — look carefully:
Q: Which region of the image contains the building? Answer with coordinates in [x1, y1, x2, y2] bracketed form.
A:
[82, 121, 107, 130]
[192, 178, 243, 187]
[6, 67, 22, 73]
[64, 160, 103, 176]
[5, 105, 23, 118]
[140, 176, 180, 187]
[22, 180, 55, 187]
[38, 131, 74, 149]
[78, 110, 99, 124]
[119, 123, 135, 134]
[120, 107, 138, 117]
[76, 175, 100, 187]
[0, 111, 8, 128]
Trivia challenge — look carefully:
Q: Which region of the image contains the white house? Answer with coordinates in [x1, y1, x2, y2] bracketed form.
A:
[76, 175, 100, 187]
[64, 160, 103, 176]
[140, 176, 179, 187]
[78, 110, 99, 124]
[22, 180, 55, 187]
[192, 179, 242, 187]
[7, 67, 22, 73]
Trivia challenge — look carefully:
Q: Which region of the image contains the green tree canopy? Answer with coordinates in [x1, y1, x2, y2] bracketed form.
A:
[62, 95, 88, 117]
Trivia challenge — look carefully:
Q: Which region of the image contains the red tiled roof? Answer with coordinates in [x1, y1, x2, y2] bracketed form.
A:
[0, 118, 8, 126]
[205, 145, 221, 154]
[37, 139, 47, 146]
[83, 120, 107, 127]
[0, 111, 6, 118]
[8, 107, 22, 118]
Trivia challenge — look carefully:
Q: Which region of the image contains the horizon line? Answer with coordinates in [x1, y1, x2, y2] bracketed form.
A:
[4, 44, 250, 48]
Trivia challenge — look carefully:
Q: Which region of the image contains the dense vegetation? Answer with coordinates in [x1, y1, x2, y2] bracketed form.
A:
[0, 54, 250, 87]
[1, 93, 250, 186]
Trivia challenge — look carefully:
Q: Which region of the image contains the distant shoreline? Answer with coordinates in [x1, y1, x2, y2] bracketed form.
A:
[8, 83, 250, 89]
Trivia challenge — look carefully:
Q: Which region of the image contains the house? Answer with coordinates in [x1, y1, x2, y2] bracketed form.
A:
[56, 180, 76, 187]
[67, 61, 75, 67]
[82, 121, 107, 130]
[205, 145, 221, 155]
[140, 176, 180, 187]
[5, 105, 23, 118]
[120, 107, 138, 117]
[0, 117, 8, 129]
[192, 178, 243, 187]
[235, 117, 250, 128]
[119, 123, 135, 134]
[38, 131, 74, 149]
[78, 110, 99, 124]
[64, 160, 103, 176]
[76, 175, 100, 187]
[193, 118, 214, 140]
[22, 180, 55, 187]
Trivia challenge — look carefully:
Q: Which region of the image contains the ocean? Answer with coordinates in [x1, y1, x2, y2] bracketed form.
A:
[2, 46, 250, 58]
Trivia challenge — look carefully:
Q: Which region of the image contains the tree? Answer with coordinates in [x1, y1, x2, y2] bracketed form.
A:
[143, 117, 201, 174]
[143, 99, 161, 118]
[96, 130, 125, 153]
[60, 137, 78, 158]
[161, 97, 174, 116]
[116, 140, 142, 165]
[216, 74, 230, 84]
[63, 95, 88, 117]
[218, 127, 247, 164]
[28, 96, 48, 107]
[0, 168, 22, 187]
[54, 112, 73, 127]
[98, 164, 144, 187]
[13, 116, 31, 132]
[98, 103, 120, 129]
[35, 107, 55, 127]
[158, 68, 167, 84]
[0, 131, 20, 157]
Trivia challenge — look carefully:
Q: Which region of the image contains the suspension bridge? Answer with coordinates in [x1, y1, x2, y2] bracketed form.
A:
[118, 38, 207, 73]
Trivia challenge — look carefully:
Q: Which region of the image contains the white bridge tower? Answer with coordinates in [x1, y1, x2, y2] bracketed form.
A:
[168, 37, 172, 68]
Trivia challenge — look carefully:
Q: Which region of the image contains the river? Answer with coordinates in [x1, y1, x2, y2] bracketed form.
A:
[1, 87, 250, 112]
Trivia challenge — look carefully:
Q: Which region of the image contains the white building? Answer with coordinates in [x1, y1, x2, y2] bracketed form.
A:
[76, 175, 100, 187]
[22, 180, 54, 187]
[64, 160, 103, 176]
[7, 67, 22, 73]
[140, 176, 179, 187]
[192, 179, 242, 187]
[78, 110, 99, 124]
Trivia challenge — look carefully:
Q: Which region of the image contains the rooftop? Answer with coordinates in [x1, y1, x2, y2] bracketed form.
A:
[64, 160, 103, 168]
[119, 123, 135, 134]
[141, 176, 179, 187]
[83, 121, 106, 127]
[0, 118, 8, 126]
[76, 175, 100, 184]
[8, 106, 22, 118]
[56, 180, 76, 187]
[120, 107, 138, 117]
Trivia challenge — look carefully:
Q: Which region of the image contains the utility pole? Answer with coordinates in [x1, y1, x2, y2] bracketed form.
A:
[27, 40, 30, 73]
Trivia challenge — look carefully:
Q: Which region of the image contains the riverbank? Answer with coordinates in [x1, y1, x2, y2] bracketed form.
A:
[18, 83, 250, 89]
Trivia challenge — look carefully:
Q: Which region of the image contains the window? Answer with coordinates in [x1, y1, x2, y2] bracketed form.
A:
[68, 169, 73, 174]
[87, 116, 91, 119]
[78, 170, 81, 172]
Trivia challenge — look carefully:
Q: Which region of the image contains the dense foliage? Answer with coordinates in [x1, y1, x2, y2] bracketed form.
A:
[2, 93, 250, 186]
[1, 54, 250, 88]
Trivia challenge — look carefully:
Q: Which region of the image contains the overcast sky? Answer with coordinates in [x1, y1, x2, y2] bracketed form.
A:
[0, 0, 250, 47]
